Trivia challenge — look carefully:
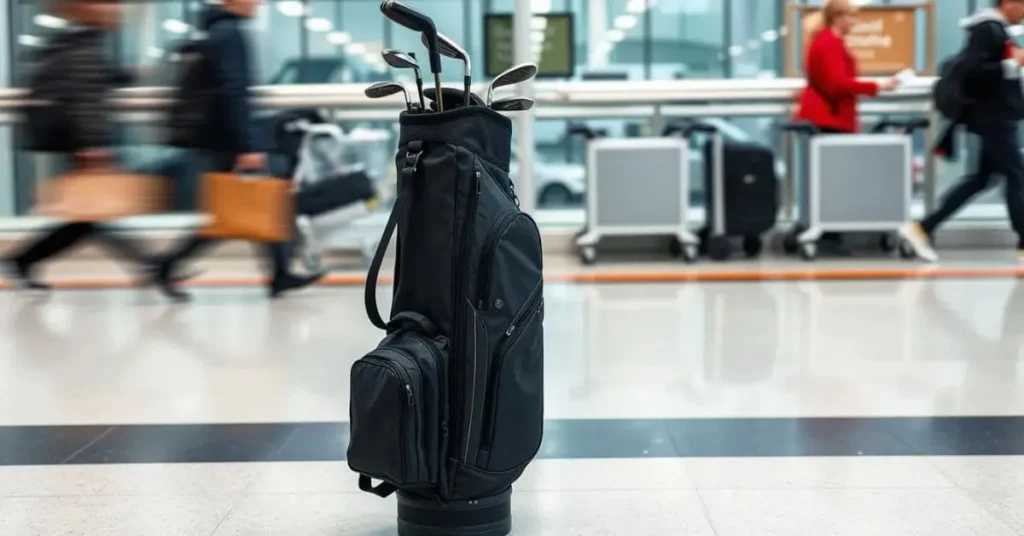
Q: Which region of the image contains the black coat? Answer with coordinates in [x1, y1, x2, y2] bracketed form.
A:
[960, 9, 1024, 130]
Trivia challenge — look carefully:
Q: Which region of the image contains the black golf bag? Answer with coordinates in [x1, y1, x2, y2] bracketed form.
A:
[349, 106, 544, 534]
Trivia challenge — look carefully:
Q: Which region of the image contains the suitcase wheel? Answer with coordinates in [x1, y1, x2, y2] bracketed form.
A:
[579, 245, 598, 265]
[697, 227, 710, 255]
[798, 241, 818, 261]
[708, 235, 732, 262]
[898, 240, 916, 260]
[879, 233, 898, 253]
[742, 235, 762, 258]
[783, 225, 806, 255]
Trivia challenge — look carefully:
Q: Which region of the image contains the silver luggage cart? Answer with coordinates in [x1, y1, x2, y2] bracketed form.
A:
[572, 129, 700, 265]
[780, 118, 929, 261]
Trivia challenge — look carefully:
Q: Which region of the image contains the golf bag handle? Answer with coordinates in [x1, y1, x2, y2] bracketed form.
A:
[380, 1, 442, 75]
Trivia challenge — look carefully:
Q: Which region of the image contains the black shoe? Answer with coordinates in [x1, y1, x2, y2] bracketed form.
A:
[269, 272, 325, 299]
[153, 260, 192, 302]
[2, 260, 51, 292]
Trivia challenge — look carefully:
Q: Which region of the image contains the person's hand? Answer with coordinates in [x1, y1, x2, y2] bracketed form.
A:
[1013, 48, 1024, 66]
[877, 78, 900, 92]
[235, 153, 266, 171]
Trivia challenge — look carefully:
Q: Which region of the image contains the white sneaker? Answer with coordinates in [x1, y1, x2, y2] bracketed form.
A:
[899, 222, 938, 263]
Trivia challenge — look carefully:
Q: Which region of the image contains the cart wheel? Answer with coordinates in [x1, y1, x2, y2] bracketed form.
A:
[879, 233, 898, 253]
[682, 244, 699, 263]
[783, 228, 803, 255]
[697, 227, 710, 255]
[898, 240, 917, 260]
[708, 235, 732, 262]
[668, 237, 683, 257]
[742, 235, 763, 258]
[799, 241, 818, 261]
[579, 246, 598, 265]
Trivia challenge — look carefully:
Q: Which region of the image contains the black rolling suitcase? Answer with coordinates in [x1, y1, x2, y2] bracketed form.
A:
[349, 105, 545, 536]
[698, 125, 778, 261]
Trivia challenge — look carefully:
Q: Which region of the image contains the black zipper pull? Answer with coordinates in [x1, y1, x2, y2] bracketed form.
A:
[505, 323, 516, 337]
[405, 384, 414, 406]
[441, 421, 448, 437]
[475, 171, 482, 194]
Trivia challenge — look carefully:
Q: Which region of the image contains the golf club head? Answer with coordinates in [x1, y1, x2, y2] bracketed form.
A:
[422, 32, 470, 75]
[364, 81, 405, 99]
[381, 48, 419, 71]
[490, 97, 534, 112]
[487, 62, 539, 104]
[380, 0, 441, 75]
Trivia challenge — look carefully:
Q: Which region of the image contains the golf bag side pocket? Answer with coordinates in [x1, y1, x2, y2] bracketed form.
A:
[348, 326, 449, 498]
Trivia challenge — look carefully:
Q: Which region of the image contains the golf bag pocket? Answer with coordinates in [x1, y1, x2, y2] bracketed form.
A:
[348, 328, 449, 496]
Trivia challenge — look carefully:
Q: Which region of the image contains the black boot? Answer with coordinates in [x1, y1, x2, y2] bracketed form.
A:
[269, 272, 324, 299]
[1, 259, 51, 292]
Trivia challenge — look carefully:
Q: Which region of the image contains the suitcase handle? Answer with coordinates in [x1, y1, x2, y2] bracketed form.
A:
[567, 124, 599, 139]
[871, 118, 930, 134]
[662, 122, 718, 138]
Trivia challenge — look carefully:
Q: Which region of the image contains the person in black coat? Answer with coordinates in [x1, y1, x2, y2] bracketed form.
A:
[903, 0, 1024, 262]
[154, 0, 323, 301]
[1, 0, 154, 291]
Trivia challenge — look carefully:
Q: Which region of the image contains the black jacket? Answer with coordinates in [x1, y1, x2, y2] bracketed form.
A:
[34, 28, 129, 151]
[961, 9, 1024, 129]
[200, 7, 268, 154]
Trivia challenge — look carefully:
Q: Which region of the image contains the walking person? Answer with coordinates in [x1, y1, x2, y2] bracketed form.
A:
[2, 0, 154, 291]
[903, 0, 1024, 262]
[154, 0, 322, 301]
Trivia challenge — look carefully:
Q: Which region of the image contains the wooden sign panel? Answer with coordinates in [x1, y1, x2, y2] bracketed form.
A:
[785, 4, 934, 76]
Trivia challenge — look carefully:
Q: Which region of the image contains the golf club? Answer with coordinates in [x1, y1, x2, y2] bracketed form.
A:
[380, 0, 443, 111]
[422, 32, 471, 107]
[408, 52, 426, 111]
[364, 81, 412, 111]
[486, 62, 539, 106]
[381, 48, 425, 111]
[490, 96, 534, 112]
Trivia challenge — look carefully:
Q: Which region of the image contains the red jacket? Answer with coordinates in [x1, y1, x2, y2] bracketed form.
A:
[795, 28, 879, 133]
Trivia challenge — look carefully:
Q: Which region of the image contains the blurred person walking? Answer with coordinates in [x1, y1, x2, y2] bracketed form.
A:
[903, 0, 1024, 263]
[2, 0, 155, 291]
[153, 0, 322, 301]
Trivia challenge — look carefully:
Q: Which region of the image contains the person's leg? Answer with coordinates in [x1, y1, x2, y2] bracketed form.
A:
[903, 130, 997, 261]
[91, 223, 151, 265]
[2, 222, 93, 289]
[256, 238, 322, 299]
[982, 123, 1024, 254]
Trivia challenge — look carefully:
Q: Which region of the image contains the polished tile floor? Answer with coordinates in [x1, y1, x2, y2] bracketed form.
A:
[2, 271, 1024, 534]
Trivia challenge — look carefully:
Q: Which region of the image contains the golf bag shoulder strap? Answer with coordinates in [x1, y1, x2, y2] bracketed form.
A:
[364, 141, 423, 330]
[358, 474, 398, 498]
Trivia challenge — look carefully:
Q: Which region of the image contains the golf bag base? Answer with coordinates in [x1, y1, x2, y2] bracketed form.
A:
[396, 488, 512, 536]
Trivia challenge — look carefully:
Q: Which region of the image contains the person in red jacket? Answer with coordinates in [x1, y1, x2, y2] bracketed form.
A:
[795, 0, 899, 133]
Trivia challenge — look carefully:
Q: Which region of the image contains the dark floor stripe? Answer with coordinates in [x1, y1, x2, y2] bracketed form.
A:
[2, 417, 1023, 466]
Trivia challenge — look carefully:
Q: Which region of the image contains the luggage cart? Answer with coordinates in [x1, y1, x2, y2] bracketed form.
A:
[779, 118, 929, 261]
[571, 126, 701, 265]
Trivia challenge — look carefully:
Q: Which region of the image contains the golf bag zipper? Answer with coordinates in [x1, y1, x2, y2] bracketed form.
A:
[453, 167, 481, 463]
[361, 351, 420, 479]
[475, 210, 520, 309]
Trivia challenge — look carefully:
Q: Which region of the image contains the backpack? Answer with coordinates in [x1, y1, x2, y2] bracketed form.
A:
[933, 51, 974, 121]
[20, 42, 75, 153]
[348, 108, 545, 519]
[165, 35, 216, 148]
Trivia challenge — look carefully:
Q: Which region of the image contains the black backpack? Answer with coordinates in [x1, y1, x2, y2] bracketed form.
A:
[165, 35, 216, 148]
[20, 42, 75, 153]
[348, 108, 545, 510]
[933, 51, 974, 121]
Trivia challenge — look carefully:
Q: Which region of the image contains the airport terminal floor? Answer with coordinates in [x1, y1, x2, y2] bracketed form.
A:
[2, 250, 1024, 535]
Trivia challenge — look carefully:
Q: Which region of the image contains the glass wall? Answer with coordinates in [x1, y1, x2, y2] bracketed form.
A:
[0, 0, 996, 225]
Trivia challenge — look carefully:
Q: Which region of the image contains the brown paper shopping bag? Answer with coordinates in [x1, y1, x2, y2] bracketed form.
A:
[199, 172, 293, 242]
[35, 170, 167, 222]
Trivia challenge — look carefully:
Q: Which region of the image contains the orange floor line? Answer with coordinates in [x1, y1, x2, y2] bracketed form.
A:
[1, 266, 1023, 290]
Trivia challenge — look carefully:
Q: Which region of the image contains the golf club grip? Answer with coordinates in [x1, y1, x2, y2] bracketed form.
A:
[379, 0, 442, 74]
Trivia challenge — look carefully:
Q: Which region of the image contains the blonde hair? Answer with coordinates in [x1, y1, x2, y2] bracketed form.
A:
[804, 0, 855, 38]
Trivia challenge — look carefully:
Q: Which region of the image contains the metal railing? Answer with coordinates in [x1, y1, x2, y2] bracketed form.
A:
[0, 78, 941, 229]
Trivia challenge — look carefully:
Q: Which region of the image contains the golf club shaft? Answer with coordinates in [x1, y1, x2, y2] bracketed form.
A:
[409, 52, 426, 110]
[464, 75, 470, 107]
[434, 76, 444, 112]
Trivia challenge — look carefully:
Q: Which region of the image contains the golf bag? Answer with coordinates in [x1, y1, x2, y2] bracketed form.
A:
[349, 107, 545, 505]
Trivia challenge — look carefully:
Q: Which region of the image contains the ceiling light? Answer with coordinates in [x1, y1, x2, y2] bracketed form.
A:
[345, 43, 367, 55]
[626, 0, 646, 14]
[305, 17, 332, 32]
[147, 46, 163, 59]
[162, 19, 190, 34]
[614, 15, 637, 30]
[606, 29, 625, 42]
[18, 35, 42, 47]
[327, 31, 351, 45]
[728, 45, 743, 57]
[276, 0, 305, 17]
[33, 14, 67, 29]
[761, 29, 778, 42]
